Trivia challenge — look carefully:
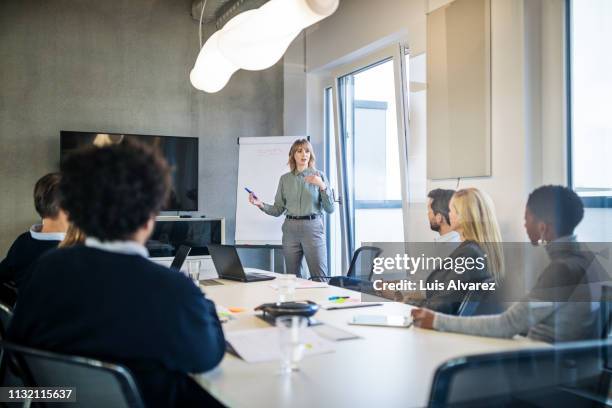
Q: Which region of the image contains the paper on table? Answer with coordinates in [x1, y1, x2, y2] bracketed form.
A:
[225, 327, 335, 363]
[318, 298, 383, 310]
[215, 305, 237, 323]
[268, 280, 328, 290]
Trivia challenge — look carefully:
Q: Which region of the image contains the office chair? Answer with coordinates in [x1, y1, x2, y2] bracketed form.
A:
[456, 277, 503, 317]
[598, 285, 612, 401]
[0, 341, 145, 408]
[0, 283, 17, 310]
[309, 246, 382, 291]
[0, 301, 13, 340]
[428, 339, 612, 408]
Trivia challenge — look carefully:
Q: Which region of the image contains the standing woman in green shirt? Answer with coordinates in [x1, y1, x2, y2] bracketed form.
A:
[249, 139, 335, 279]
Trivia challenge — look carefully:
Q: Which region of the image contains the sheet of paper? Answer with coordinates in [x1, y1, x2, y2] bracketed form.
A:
[311, 324, 360, 341]
[225, 327, 335, 363]
[268, 280, 328, 290]
[215, 305, 237, 323]
[318, 298, 383, 310]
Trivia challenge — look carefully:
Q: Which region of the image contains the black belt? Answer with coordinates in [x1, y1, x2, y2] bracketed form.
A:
[286, 214, 319, 220]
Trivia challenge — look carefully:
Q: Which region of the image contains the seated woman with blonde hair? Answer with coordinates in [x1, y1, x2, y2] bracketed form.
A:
[419, 188, 504, 315]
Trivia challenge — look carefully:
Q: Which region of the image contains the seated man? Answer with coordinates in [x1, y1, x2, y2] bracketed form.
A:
[0, 173, 68, 304]
[427, 188, 460, 244]
[8, 142, 225, 407]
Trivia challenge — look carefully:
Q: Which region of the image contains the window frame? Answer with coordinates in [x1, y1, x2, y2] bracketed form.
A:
[567, 0, 611, 208]
[330, 44, 412, 264]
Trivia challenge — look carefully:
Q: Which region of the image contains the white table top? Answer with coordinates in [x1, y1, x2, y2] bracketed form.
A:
[193, 272, 546, 408]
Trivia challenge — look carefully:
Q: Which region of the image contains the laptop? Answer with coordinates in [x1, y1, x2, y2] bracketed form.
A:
[208, 244, 275, 282]
[170, 245, 191, 271]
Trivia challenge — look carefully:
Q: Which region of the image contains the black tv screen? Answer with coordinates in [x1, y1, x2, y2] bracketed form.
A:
[60, 131, 198, 212]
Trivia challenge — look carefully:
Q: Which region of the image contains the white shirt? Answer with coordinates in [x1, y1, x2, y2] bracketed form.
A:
[85, 237, 149, 258]
[29, 224, 66, 241]
[434, 230, 461, 243]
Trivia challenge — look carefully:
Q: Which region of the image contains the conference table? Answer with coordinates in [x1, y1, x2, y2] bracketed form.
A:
[193, 271, 546, 408]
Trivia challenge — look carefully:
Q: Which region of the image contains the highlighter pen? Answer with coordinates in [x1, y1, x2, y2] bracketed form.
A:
[244, 187, 258, 199]
[328, 296, 350, 301]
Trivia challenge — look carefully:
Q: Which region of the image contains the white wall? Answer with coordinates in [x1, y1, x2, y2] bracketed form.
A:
[298, 0, 571, 243]
[306, 0, 426, 72]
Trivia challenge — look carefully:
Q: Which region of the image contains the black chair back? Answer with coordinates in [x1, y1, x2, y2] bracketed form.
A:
[312, 246, 382, 287]
[456, 277, 502, 316]
[0, 301, 13, 339]
[0, 341, 145, 408]
[346, 246, 383, 280]
[601, 285, 612, 342]
[326, 246, 382, 292]
[428, 340, 612, 408]
[598, 285, 612, 399]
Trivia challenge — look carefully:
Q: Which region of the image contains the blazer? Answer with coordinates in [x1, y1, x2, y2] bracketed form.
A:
[423, 240, 492, 315]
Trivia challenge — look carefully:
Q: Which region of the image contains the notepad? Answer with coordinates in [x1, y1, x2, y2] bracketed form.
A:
[225, 327, 335, 363]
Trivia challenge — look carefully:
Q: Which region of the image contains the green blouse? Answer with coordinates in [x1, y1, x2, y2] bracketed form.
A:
[261, 168, 335, 217]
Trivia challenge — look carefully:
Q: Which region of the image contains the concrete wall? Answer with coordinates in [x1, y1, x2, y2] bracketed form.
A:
[0, 0, 284, 267]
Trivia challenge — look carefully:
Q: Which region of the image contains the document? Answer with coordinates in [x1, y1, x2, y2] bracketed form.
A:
[318, 298, 383, 310]
[225, 327, 335, 363]
[268, 280, 328, 290]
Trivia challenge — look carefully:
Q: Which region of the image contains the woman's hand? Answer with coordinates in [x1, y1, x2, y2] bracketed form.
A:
[248, 193, 263, 208]
[304, 175, 326, 190]
[411, 308, 436, 329]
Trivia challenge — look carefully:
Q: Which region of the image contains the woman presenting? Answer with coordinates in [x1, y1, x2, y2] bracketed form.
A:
[249, 139, 334, 279]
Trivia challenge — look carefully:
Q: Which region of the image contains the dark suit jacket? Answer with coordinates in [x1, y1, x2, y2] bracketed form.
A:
[7, 246, 225, 407]
[0, 231, 61, 306]
[423, 240, 492, 315]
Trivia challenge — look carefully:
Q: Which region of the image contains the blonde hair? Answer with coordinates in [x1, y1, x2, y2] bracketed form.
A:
[451, 188, 504, 282]
[288, 139, 316, 172]
[59, 224, 86, 248]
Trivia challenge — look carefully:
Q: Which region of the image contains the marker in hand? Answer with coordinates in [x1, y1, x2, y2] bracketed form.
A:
[244, 187, 258, 199]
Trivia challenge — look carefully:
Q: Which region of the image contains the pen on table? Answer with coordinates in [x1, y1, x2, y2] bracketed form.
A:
[328, 296, 350, 301]
[244, 187, 258, 199]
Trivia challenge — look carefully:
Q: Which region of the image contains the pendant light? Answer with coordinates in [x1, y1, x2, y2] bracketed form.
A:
[190, 0, 339, 93]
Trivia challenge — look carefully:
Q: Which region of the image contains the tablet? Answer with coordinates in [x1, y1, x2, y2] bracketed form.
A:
[348, 315, 412, 328]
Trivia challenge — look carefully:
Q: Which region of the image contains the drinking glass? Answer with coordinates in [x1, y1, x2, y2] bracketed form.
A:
[276, 315, 308, 374]
[277, 274, 297, 303]
[187, 260, 201, 286]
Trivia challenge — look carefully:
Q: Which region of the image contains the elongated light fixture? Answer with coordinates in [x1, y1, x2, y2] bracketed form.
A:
[190, 0, 339, 93]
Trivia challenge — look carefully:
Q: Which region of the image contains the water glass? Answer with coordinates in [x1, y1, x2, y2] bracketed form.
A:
[187, 260, 201, 286]
[277, 274, 297, 303]
[276, 315, 308, 374]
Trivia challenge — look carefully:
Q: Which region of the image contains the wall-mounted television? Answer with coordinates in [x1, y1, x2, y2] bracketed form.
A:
[60, 131, 198, 212]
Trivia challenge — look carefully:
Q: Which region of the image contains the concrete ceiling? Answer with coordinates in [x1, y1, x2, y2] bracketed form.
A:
[192, 0, 269, 27]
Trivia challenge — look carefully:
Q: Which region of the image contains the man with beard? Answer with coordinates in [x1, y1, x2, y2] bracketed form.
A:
[427, 189, 460, 244]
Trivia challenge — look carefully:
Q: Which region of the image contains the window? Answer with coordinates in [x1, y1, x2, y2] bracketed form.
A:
[336, 57, 406, 254]
[569, 0, 612, 207]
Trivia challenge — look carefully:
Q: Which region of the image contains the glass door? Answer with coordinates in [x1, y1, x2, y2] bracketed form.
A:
[333, 46, 411, 263]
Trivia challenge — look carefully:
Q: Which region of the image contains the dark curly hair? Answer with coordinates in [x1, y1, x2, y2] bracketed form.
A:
[59, 141, 171, 241]
[427, 188, 455, 225]
[527, 185, 584, 237]
[33, 172, 62, 219]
